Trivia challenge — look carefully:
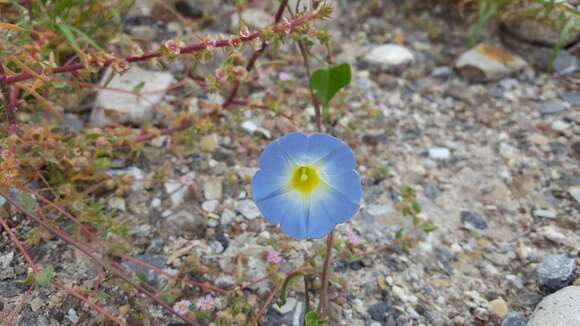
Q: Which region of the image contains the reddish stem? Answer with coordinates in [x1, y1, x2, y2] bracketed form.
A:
[1, 13, 316, 86]
[317, 230, 334, 317]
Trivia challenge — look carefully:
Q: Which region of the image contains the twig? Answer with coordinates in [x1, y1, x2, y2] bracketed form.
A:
[317, 230, 334, 317]
[0, 63, 17, 135]
[222, 0, 290, 109]
[297, 40, 322, 132]
[1, 13, 317, 85]
[250, 281, 282, 325]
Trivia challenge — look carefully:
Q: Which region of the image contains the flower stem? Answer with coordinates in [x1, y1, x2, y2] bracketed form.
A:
[317, 229, 334, 317]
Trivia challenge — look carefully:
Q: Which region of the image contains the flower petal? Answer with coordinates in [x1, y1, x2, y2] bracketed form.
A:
[277, 132, 309, 164]
[318, 170, 361, 208]
[252, 170, 290, 203]
[258, 140, 293, 175]
[309, 134, 355, 175]
[254, 188, 308, 238]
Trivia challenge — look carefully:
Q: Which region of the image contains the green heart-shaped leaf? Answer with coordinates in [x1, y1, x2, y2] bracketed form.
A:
[309, 63, 351, 111]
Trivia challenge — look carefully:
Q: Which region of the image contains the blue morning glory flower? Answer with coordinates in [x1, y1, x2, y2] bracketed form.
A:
[252, 132, 361, 240]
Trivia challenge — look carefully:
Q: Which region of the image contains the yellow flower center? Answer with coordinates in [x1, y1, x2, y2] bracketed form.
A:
[290, 165, 320, 193]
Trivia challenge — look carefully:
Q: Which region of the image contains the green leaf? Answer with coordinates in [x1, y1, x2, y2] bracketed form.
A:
[309, 63, 351, 119]
[69, 25, 105, 51]
[19, 192, 38, 213]
[56, 22, 80, 49]
[36, 265, 55, 287]
[132, 81, 146, 94]
[304, 310, 326, 326]
[93, 157, 111, 170]
[17, 272, 36, 286]
[548, 17, 577, 73]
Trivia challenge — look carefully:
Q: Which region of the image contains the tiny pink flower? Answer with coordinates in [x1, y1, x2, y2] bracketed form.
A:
[196, 294, 216, 311]
[283, 18, 292, 34]
[278, 71, 292, 81]
[163, 39, 184, 55]
[232, 66, 247, 81]
[214, 68, 228, 83]
[206, 39, 217, 51]
[347, 229, 362, 245]
[266, 250, 283, 264]
[180, 172, 195, 186]
[239, 26, 251, 39]
[173, 299, 191, 316]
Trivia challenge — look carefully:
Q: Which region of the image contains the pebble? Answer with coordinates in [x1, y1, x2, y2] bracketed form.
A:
[65, 309, 79, 324]
[532, 208, 557, 219]
[164, 181, 187, 207]
[199, 134, 219, 153]
[209, 240, 225, 254]
[501, 311, 527, 326]
[561, 91, 580, 106]
[0, 252, 13, 269]
[460, 211, 488, 230]
[364, 44, 415, 69]
[202, 200, 219, 213]
[529, 286, 580, 326]
[108, 197, 126, 211]
[487, 298, 509, 318]
[220, 208, 237, 225]
[234, 199, 260, 219]
[428, 147, 451, 160]
[540, 100, 566, 115]
[367, 301, 392, 323]
[473, 307, 490, 321]
[537, 254, 577, 293]
[90, 67, 174, 127]
[273, 297, 297, 315]
[455, 43, 526, 81]
[551, 120, 570, 132]
[166, 210, 205, 233]
[506, 274, 524, 289]
[568, 186, 580, 205]
[150, 198, 161, 210]
[122, 255, 166, 285]
[204, 180, 223, 200]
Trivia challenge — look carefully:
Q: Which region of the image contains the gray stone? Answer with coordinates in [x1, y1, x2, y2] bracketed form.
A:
[460, 211, 488, 230]
[273, 297, 297, 315]
[506, 274, 524, 289]
[455, 43, 526, 81]
[166, 210, 205, 233]
[204, 179, 223, 200]
[121, 255, 165, 286]
[209, 240, 225, 254]
[367, 301, 392, 323]
[501, 311, 527, 326]
[428, 147, 451, 160]
[202, 200, 219, 213]
[569, 186, 580, 205]
[364, 44, 415, 69]
[551, 50, 579, 75]
[164, 180, 187, 207]
[540, 101, 566, 115]
[65, 309, 79, 324]
[537, 254, 577, 293]
[0, 251, 14, 269]
[106, 167, 145, 191]
[561, 92, 580, 106]
[532, 208, 557, 219]
[529, 286, 580, 326]
[430, 66, 453, 79]
[220, 208, 236, 225]
[234, 199, 260, 219]
[90, 67, 174, 127]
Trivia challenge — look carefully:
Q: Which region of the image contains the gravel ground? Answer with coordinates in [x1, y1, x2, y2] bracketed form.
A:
[1, 1, 579, 325]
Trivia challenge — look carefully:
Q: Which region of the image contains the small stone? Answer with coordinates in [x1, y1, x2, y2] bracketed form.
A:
[0, 251, 14, 269]
[199, 134, 219, 153]
[428, 147, 451, 160]
[561, 92, 580, 106]
[108, 197, 126, 211]
[430, 66, 453, 79]
[174, 0, 203, 18]
[164, 181, 187, 207]
[150, 198, 162, 210]
[473, 307, 490, 321]
[533, 208, 557, 219]
[65, 308, 79, 324]
[204, 180, 223, 200]
[166, 210, 205, 234]
[568, 186, 580, 205]
[121, 255, 165, 286]
[551, 120, 570, 132]
[220, 208, 236, 225]
[488, 298, 509, 318]
[234, 199, 260, 219]
[273, 297, 297, 315]
[529, 286, 580, 326]
[90, 67, 174, 127]
[202, 200, 219, 213]
[455, 43, 526, 81]
[501, 311, 527, 326]
[364, 44, 415, 69]
[460, 211, 488, 230]
[106, 167, 145, 191]
[506, 274, 524, 289]
[367, 302, 391, 323]
[209, 240, 225, 254]
[241, 120, 258, 134]
[537, 254, 577, 293]
[540, 100, 566, 115]
[366, 204, 392, 217]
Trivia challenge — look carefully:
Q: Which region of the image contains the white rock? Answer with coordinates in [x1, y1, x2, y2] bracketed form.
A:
[234, 199, 260, 219]
[204, 180, 223, 200]
[164, 180, 187, 207]
[202, 200, 219, 213]
[529, 286, 580, 326]
[273, 297, 297, 315]
[166, 210, 204, 232]
[65, 308, 80, 324]
[538, 225, 580, 250]
[455, 43, 526, 81]
[428, 147, 451, 160]
[106, 167, 144, 191]
[367, 204, 393, 217]
[364, 44, 414, 69]
[108, 197, 126, 211]
[552, 120, 570, 132]
[90, 67, 174, 127]
[533, 208, 557, 219]
[231, 9, 273, 30]
[0, 251, 14, 269]
[150, 198, 162, 210]
[241, 120, 258, 134]
[569, 186, 580, 205]
[221, 208, 237, 225]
